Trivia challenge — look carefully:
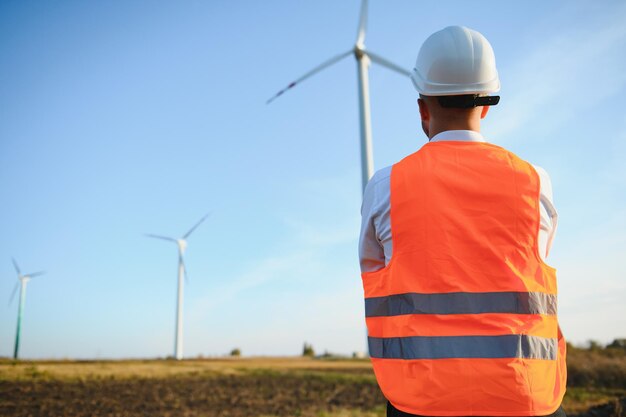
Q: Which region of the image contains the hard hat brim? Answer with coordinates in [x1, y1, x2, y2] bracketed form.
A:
[411, 68, 501, 96]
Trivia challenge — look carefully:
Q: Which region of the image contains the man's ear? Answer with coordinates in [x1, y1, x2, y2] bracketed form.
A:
[418, 98, 430, 122]
[418, 98, 430, 138]
[480, 105, 490, 119]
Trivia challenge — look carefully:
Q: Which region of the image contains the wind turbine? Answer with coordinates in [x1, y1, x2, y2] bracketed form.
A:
[9, 258, 45, 360]
[267, 0, 410, 192]
[146, 212, 209, 360]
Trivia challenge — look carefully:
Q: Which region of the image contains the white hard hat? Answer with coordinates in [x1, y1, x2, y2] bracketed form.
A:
[411, 26, 500, 98]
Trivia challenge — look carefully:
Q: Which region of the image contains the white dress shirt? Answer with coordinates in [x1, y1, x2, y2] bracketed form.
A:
[359, 130, 558, 273]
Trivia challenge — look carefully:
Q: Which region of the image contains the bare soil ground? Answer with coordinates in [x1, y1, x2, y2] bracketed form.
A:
[0, 358, 623, 417]
[1, 358, 383, 417]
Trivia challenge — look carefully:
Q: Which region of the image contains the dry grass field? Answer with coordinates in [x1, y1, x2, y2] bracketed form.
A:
[1, 353, 624, 417]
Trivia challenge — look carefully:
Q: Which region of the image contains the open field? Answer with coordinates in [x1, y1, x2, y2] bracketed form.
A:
[1, 356, 624, 417]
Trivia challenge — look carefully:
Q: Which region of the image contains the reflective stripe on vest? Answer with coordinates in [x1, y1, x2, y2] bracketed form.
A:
[365, 291, 557, 317]
[369, 334, 557, 360]
[361, 141, 566, 417]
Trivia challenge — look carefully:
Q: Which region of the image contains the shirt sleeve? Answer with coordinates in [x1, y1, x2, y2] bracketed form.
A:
[359, 170, 387, 273]
[533, 165, 558, 259]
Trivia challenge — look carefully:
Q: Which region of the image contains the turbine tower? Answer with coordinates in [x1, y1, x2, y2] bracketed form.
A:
[146, 213, 209, 360]
[9, 258, 45, 360]
[267, 0, 410, 192]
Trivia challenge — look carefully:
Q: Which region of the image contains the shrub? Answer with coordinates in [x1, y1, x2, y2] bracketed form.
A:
[607, 339, 626, 351]
[566, 343, 626, 388]
[302, 342, 315, 357]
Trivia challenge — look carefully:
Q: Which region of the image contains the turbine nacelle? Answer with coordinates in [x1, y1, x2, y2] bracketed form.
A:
[353, 45, 370, 67]
[177, 239, 188, 252]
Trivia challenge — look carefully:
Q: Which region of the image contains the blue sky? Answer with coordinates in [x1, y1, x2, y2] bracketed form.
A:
[1, 0, 625, 359]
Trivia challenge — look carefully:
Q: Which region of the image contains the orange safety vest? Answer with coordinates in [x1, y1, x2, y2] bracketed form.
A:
[362, 141, 566, 416]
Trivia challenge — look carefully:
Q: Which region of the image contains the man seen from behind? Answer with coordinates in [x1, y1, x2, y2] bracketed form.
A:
[359, 26, 567, 417]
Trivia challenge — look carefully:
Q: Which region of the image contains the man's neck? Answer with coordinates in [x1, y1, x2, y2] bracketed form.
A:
[428, 119, 481, 140]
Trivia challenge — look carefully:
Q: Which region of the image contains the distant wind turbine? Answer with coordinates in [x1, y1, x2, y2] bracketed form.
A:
[267, 0, 410, 192]
[146, 212, 210, 360]
[9, 258, 45, 360]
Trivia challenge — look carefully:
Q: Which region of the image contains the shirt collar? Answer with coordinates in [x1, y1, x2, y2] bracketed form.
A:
[430, 130, 486, 143]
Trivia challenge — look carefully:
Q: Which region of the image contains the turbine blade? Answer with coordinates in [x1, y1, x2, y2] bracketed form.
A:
[183, 212, 211, 239]
[180, 254, 189, 284]
[356, 0, 368, 48]
[366, 50, 411, 77]
[145, 234, 177, 242]
[8, 282, 19, 306]
[11, 258, 21, 275]
[27, 271, 46, 278]
[266, 50, 352, 104]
